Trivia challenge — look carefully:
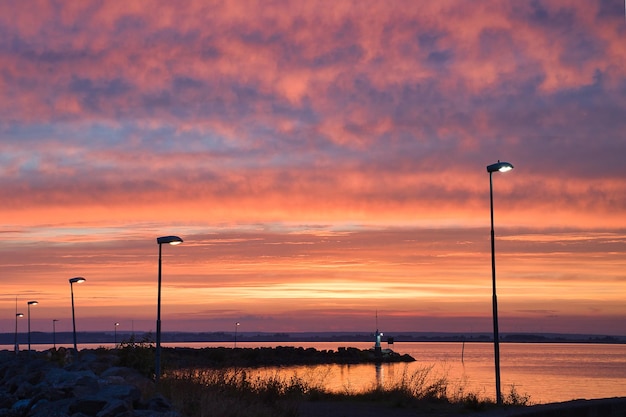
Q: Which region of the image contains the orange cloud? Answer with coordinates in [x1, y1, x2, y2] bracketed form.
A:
[0, 0, 624, 335]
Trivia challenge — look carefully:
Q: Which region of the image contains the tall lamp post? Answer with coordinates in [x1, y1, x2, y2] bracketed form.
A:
[69, 277, 86, 352]
[27, 301, 38, 351]
[155, 235, 183, 383]
[52, 319, 59, 349]
[14, 312, 24, 354]
[487, 160, 513, 405]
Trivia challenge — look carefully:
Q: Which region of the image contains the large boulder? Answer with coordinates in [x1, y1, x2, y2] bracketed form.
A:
[0, 349, 180, 417]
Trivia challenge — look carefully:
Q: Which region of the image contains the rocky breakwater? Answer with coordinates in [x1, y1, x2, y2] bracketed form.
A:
[0, 349, 180, 417]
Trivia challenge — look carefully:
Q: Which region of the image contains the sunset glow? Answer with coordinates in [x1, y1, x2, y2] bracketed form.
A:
[1, 0, 625, 337]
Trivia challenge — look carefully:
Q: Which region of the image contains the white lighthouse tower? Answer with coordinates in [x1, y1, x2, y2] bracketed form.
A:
[374, 329, 383, 355]
[374, 311, 383, 357]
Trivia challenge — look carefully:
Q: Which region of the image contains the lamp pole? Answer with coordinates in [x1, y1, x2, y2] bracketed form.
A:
[53, 319, 59, 349]
[27, 301, 38, 351]
[14, 312, 23, 354]
[234, 322, 240, 348]
[69, 277, 86, 353]
[155, 235, 183, 383]
[487, 160, 513, 406]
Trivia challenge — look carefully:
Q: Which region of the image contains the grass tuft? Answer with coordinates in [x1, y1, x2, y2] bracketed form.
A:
[155, 364, 527, 417]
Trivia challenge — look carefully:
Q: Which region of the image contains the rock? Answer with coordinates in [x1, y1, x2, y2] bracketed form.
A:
[0, 393, 16, 409]
[11, 398, 30, 412]
[145, 393, 173, 412]
[29, 397, 74, 417]
[0, 348, 181, 417]
[69, 397, 108, 416]
[71, 374, 101, 397]
[95, 399, 132, 417]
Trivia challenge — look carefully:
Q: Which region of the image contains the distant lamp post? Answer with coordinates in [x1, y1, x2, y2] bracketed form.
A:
[52, 319, 59, 349]
[27, 301, 38, 351]
[486, 160, 514, 405]
[234, 322, 240, 348]
[114, 322, 120, 347]
[14, 313, 24, 354]
[155, 235, 183, 383]
[69, 277, 86, 352]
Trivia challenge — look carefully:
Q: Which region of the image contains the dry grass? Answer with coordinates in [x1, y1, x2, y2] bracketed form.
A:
[112, 342, 529, 417]
[157, 365, 530, 417]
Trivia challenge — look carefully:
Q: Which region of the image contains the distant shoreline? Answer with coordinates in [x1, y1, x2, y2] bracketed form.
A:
[2, 331, 624, 346]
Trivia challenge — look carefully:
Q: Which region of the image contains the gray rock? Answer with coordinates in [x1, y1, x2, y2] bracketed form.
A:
[0, 393, 16, 409]
[69, 397, 108, 416]
[71, 374, 101, 397]
[97, 384, 141, 405]
[145, 394, 172, 412]
[29, 397, 74, 417]
[0, 349, 182, 417]
[11, 398, 30, 411]
[95, 399, 132, 417]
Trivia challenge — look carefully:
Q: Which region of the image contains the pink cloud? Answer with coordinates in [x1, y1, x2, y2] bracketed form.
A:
[0, 1, 624, 334]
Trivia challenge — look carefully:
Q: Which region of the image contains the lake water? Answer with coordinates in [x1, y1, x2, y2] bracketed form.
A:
[10, 341, 626, 404]
[164, 341, 626, 404]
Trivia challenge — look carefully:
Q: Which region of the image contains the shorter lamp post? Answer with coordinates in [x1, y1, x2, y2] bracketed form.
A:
[155, 235, 183, 383]
[14, 313, 24, 354]
[52, 319, 59, 349]
[27, 301, 38, 351]
[69, 277, 86, 352]
[234, 322, 240, 348]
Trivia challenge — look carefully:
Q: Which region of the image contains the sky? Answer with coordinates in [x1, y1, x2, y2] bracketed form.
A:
[1, 0, 625, 337]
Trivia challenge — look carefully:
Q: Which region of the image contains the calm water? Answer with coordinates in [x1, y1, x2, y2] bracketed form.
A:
[11, 341, 626, 404]
[166, 341, 626, 404]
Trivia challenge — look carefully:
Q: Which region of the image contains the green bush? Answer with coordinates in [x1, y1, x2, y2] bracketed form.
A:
[117, 333, 155, 378]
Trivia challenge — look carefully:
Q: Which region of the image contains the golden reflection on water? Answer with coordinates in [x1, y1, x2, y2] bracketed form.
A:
[166, 341, 626, 404]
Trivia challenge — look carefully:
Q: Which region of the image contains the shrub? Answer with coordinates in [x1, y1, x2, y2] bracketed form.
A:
[117, 333, 155, 378]
[503, 384, 531, 406]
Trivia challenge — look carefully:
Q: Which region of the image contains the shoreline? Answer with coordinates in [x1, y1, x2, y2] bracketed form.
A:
[1, 347, 623, 416]
[3, 331, 625, 347]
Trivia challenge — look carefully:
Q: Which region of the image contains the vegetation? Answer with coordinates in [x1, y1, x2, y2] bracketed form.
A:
[159, 368, 309, 417]
[112, 340, 531, 416]
[155, 364, 530, 417]
[117, 333, 156, 377]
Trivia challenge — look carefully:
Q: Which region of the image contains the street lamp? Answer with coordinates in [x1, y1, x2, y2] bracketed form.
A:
[52, 319, 59, 349]
[27, 301, 38, 351]
[486, 160, 514, 405]
[69, 277, 86, 352]
[14, 313, 23, 354]
[234, 322, 240, 348]
[114, 322, 120, 347]
[155, 235, 183, 383]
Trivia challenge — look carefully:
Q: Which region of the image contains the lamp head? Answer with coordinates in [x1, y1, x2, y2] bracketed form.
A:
[69, 277, 86, 284]
[487, 160, 514, 173]
[27, 301, 38, 306]
[157, 235, 183, 245]
[16, 313, 24, 318]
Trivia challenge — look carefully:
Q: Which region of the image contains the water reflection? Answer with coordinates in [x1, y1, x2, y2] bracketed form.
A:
[205, 342, 626, 403]
[12, 341, 625, 403]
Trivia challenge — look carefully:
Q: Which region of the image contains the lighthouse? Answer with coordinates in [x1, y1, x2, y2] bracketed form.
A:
[374, 328, 383, 358]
